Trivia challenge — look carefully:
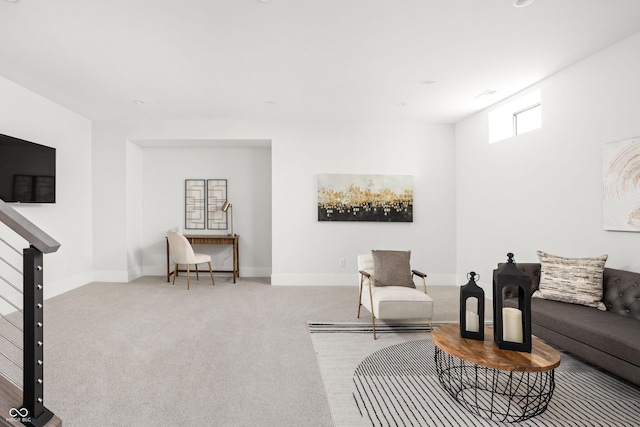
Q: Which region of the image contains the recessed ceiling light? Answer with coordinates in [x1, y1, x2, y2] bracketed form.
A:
[133, 99, 146, 105]
[396, 103, 407, 107]
[474, 89, 497, 99]
[513, 0, 535, 7]
[265, 100, 275, 105]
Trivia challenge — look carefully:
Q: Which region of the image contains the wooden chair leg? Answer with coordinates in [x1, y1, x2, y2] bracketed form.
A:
[367, 278, 377, 340]
[172, 264, 178, 285]
[195, 264, 199, 281]
[207, 262, 215, 286]
[357, 275, 364, 318]
[187, 265, 191, 290]
[371, 315, 377, 340]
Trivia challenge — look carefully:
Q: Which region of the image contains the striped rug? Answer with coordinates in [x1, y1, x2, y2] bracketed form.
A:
[309, 322, 640, 427]
[308, 321, 445, 334]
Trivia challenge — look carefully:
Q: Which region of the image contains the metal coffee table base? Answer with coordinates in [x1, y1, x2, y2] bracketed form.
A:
[435, 347, 556, 423]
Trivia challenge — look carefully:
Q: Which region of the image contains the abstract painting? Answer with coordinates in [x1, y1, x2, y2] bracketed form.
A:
[207, 179, 228, 230]
[602, 137, 640, 231]
[185, 179, 206, 230]
[318, 174, 413, 222]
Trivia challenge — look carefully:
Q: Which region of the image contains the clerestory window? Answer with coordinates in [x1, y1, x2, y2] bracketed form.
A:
[489, 89, 541, 143]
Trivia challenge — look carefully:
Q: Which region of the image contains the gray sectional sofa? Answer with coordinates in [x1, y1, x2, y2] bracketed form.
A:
[503, 263, 640, 387]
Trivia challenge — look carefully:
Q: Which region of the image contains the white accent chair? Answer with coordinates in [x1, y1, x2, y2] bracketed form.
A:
[166, 230, 215, 290]
[357, 252, 434, 339]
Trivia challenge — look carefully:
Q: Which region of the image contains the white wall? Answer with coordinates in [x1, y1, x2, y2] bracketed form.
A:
[91, 120, 457, 286]
[271, 121, 457, 285]
[456, 32, 640, 295]
[0, 75, 93, 299]
[126, 141, 144, 281]
[92, 123, 128, 281]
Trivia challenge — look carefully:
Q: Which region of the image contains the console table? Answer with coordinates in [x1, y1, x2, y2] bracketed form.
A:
[166, 234, 239, 283]
[432, 323, 560, 423]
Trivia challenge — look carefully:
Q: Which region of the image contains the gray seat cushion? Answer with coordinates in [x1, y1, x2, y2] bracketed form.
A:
[530, 298, 640, 367]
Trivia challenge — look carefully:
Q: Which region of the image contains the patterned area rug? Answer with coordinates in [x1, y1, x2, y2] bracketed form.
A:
[308, 322, 640, 427]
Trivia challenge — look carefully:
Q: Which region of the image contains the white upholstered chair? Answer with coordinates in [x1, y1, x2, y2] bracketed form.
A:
[357, 251, 434, 339]
[166, 230, 215, 290]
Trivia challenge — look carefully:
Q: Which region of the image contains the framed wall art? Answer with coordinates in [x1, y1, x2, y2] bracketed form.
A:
[207, 179, 228, 230]
[602, 137, 640, 232]
[317, 174, 413, 222]
[185, 179, 206, 230]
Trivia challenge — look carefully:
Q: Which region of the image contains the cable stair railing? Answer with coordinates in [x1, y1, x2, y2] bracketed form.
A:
[0, 200, 61, 427]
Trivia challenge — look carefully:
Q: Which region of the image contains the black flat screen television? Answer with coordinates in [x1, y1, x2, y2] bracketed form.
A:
[0, 133, 56, 203]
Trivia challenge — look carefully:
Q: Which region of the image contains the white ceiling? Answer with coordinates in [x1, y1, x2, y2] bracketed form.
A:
[2, 0, 640, 124]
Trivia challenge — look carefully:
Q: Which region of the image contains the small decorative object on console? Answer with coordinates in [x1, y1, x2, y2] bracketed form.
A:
[459, 271, 484, 340]
[493, 253, 532, 352]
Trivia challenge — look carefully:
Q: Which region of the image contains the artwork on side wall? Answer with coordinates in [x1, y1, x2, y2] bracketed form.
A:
[602, 137, 640, 232]
[185, 179, 206, 230]
[317, 174, 413, 222]
[207, 179, 228, 230]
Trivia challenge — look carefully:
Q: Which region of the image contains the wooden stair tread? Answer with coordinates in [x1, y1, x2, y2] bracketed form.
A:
[0, 375, 61, 427]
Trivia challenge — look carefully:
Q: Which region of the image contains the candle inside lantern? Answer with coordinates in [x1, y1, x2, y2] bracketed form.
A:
[465, 311, 479, 333]
[502, 307, 523, 343]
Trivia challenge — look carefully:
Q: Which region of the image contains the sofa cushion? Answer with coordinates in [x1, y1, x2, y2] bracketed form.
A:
[530, 298, 640, 367]
[371, 250, 414, 288]
[533, 250, 607, 310]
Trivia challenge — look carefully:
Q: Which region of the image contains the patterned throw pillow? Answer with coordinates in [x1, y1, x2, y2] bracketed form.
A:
[371, 250, 415, 288]
[533, 250, 607, 310]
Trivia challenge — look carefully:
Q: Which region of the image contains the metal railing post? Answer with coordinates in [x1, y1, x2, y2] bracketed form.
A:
[21, 246, 53, 427]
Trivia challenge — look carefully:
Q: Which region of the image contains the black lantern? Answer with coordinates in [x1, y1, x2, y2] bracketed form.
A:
[460, 271, 485, 340]
[493, 253, 532, 352]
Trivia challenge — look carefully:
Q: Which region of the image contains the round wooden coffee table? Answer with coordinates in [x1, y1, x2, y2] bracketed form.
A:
[432, 323, 561, 422]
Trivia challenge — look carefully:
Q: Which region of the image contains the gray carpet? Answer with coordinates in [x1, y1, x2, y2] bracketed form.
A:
[30, 276, 464, 426]
[42, 276, 338, 426]
[0, 274, 484, 427]
[309, 326, 640, 427]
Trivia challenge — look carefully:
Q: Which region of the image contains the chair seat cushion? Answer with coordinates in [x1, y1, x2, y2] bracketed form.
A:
[193, 253, 211, 264]
[362, 285, 434, 319]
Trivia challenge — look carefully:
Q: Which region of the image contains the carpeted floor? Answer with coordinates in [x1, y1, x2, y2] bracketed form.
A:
[27, 276, 466, 426]
[42, 276, 338, 426]
[309, 325, 640, 427]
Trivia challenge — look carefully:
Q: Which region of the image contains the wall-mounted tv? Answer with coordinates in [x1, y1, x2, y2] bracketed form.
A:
[0, 133, 56, 203]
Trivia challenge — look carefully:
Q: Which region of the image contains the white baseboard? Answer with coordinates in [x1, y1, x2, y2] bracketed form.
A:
[237, 267, 272, 277]
[142, 264, 271, 278]
[271, 273, 458, 286]
[92, 270, 129, 283]
[455, 274, 494, 300]
[44, 271, 94, 300]
[45, 269, 460, 288]
[423, 274, 458, 286]
[0, 273, 92, 315]
[271, 274, 355, 286]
